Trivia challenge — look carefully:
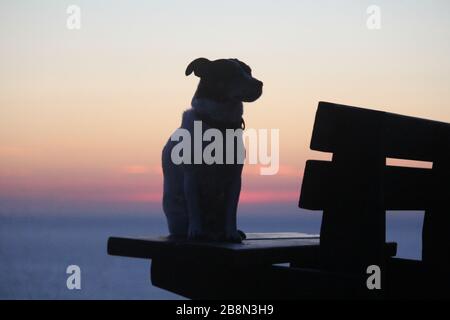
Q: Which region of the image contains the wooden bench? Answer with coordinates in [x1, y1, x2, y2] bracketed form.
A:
[107, 101, 450, 299]
[108, 232, 396, 299]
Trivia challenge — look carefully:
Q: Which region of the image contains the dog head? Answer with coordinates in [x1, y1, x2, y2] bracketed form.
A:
[186, 58, 263, 103]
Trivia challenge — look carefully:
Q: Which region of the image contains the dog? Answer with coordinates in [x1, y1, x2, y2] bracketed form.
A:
[162, 58, 263, 242]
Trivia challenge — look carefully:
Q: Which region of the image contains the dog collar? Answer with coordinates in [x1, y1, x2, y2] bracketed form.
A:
[193, 110, 245, 130]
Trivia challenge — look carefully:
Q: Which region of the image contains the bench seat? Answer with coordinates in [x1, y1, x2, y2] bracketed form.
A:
[108, 232, 397, 267]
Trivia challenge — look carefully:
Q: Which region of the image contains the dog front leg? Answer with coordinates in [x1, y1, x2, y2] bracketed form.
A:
[224, 175, 243, 242]
[183, 169, 205, 240]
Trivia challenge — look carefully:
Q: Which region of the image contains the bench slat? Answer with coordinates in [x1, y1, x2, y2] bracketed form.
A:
[311, 101, 450, 161]
[300, 160, 433, 210]
[108, 233, 319, 266]
[107, 232, 397, 266]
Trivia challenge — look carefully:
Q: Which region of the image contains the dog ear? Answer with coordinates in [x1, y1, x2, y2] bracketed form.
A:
[185, 58, 210, 77]
[234, 59, 252, 75]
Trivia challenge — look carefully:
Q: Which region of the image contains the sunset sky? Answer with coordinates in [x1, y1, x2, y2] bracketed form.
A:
[1, 0, 450, 215]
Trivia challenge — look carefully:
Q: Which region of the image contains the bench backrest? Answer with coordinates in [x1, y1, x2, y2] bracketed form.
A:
[299, 102, 450, 272]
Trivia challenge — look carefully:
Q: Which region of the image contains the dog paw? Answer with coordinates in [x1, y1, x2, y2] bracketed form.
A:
[225, 229, 245, 243]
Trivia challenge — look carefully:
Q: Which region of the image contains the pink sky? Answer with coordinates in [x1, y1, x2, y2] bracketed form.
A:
[1, 1, 449, 215]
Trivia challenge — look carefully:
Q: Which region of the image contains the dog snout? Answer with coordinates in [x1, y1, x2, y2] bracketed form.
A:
[253, 79, 263, 95]
[241, 79, 263, 102]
